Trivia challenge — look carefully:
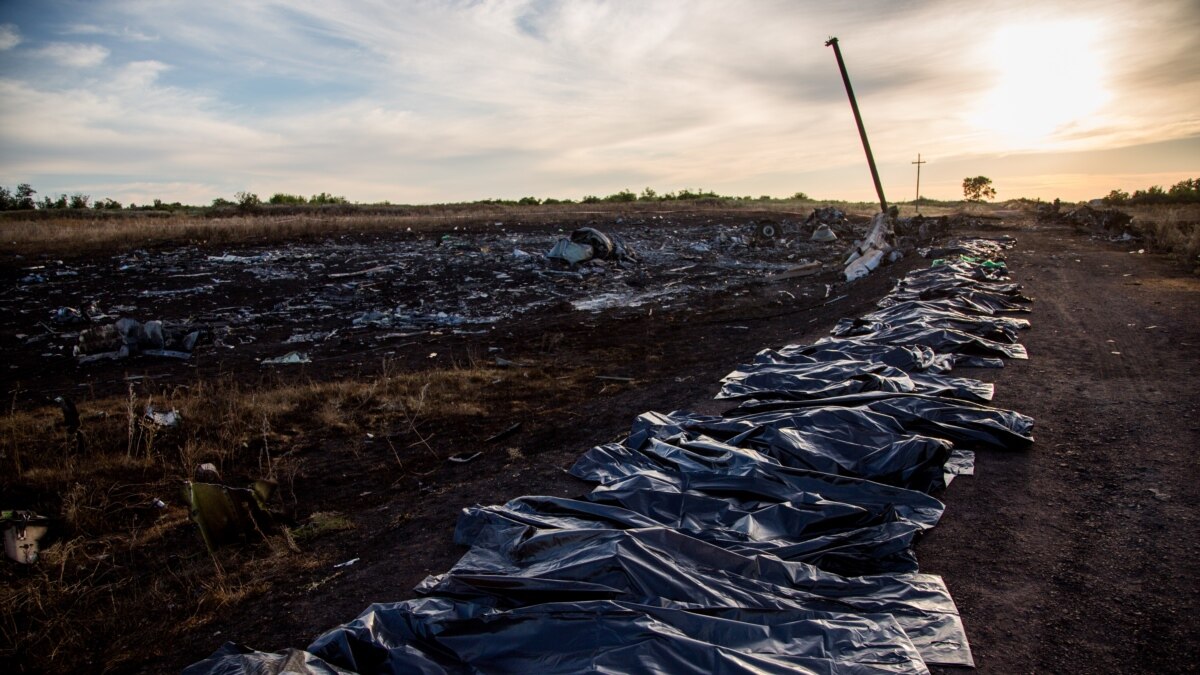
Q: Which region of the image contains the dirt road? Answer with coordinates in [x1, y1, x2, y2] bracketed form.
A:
[921, 221, 1200, 673]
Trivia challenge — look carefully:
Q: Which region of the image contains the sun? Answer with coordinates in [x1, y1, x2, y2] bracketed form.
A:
[972, 20, 1111, 146]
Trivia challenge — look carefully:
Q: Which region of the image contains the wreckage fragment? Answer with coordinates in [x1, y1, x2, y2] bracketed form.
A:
[2, 511, 50, 564]
[811, 224, 838, 242]
[74, 318, 201, 363]
[183, 480, 276, 552]
[844, 211, 896, 282]
[545, 227, 636, 266]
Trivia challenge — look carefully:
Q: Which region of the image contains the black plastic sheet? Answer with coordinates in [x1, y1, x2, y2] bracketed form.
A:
[306, 598, 933, 674]
[754, 340, 955, 372]
[616, 409, 956, 494]
[415, 526, 972, 667]
[719, 359, 995, 402]
[565, 435, 943, 574]
[723, 393, 1034, 452]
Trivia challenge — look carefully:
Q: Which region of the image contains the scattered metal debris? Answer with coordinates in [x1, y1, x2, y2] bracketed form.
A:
[74, 317, 201, 364]
[485, 423, 522, 443]
[145, 406, 181, 428]
[261, 351, 311, 365]
[546, 227, 637, 267]
[844, 212, 896, 281]
[7, 215, 970, 384]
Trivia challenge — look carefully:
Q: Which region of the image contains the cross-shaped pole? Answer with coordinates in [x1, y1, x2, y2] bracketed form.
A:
[912, 153, 927, 214]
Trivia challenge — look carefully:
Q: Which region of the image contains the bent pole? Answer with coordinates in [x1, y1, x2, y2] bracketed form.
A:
[825, 37, 888, 213]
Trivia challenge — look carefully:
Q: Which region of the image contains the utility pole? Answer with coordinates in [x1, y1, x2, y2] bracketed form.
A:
[912, 153, 926, 214]
[825, 36, 887, 213]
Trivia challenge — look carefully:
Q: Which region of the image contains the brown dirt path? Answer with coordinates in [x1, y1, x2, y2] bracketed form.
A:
[923, 221, 1200, 673]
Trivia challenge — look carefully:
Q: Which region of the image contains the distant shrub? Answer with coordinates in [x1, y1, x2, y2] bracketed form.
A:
[309, 192, 348, 205]
[604, 189, 637, 203]
[675, 188, 720, 201]
[269, 193, 307, 205]
[517, 196, 541, 205]
[581, 195, 600, 204]
[235, 191, 261, 208]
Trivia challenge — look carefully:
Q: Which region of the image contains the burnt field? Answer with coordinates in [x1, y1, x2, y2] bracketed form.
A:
[2, 205, 1197, 674]
[3, 210, 885, 395]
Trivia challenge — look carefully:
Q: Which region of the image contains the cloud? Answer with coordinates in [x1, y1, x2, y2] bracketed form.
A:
[34, 42, 110, 68]
[61, 22, 158, 42]
[0, 23, 21, 50]
[1, 0, 1198, 204]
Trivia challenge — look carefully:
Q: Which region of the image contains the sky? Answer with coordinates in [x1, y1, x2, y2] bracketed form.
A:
[0, 0, 1198, 206]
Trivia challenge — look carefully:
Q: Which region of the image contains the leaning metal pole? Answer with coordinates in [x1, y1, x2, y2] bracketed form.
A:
[825, 37, 887, 213]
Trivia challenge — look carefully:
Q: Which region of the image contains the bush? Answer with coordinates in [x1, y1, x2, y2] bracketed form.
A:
[235, 191, 261, 208]
[517, 196, 541, 206]
[309, 192, 348, 205]
[268, 193, 307, 205]
[603, 189, 636, 203]
[1104, 189, 1130, 206]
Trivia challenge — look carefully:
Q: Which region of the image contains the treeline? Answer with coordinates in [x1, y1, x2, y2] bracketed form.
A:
[1104, 178, 1199, 206]
[479, 188, 812, 206]
[0, 184, 817, 213]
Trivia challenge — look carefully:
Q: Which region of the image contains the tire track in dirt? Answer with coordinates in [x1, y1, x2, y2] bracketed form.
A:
[924, 223, 1200, 674]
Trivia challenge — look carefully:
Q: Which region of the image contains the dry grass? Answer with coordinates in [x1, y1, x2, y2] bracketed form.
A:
[0, 200, 888, 258]
[1124, 204, 1200, 266]
[0, 359, 586, 672]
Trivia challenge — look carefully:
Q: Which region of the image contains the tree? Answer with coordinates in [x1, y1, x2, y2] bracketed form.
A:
[235, 191, 261, 207]
[15, 183, 36, 210]
[962, 176, 996, 202]
[1104, 189, 1130, 206]
[1168, 178, 1199, 201]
